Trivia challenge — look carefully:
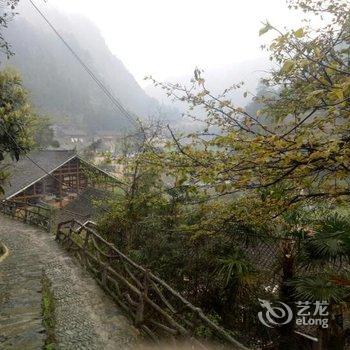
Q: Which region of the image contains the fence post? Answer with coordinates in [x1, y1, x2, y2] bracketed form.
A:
[23, 208, 28, 224]
[82, 229, 90, 268]
[101, 262, 107, 287]
[47, 216, 51, 232]
[65, 221, 75, 250]
[135, 269, 149, 326]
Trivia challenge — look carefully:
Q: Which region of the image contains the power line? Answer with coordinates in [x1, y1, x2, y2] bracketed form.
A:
[0, 126, 293, 243]
[2, 0, 143, 211]
[27, 0, 138, 128]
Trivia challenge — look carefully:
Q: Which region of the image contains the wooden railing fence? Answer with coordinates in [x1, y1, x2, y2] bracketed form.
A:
[56, 219, 249, 350]
[0, 200, 51, 231]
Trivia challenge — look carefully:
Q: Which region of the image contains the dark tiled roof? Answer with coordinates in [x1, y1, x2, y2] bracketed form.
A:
[56, 187, 109, 223]
[2, 150, 76, 199]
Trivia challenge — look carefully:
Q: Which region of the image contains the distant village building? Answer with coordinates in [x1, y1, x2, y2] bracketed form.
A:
[52, 124, 123, 154]
[52, 124, 90, 150]
[92, 131, 123, 153]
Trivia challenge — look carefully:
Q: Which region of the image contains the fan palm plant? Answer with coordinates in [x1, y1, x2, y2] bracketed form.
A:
[286, 210, 350, 349]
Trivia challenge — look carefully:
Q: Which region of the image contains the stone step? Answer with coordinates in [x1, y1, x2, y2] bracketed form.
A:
[0, 214, 137, 349]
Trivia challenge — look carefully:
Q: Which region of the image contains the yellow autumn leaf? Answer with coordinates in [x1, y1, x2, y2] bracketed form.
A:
[294, 28, 304, 38]
[333, 88, 344, 101]
[281, 60, 295, 73]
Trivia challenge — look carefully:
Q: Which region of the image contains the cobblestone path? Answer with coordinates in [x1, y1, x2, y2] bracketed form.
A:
[0, 215, 137, 349]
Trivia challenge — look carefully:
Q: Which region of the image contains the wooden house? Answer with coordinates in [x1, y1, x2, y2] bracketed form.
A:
[2, 150, 119, 209]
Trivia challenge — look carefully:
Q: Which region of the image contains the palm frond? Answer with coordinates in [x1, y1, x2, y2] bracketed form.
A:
[216, 249, 256, 286]
[289, 275, 349, 303]
[302, 212, 350, 262]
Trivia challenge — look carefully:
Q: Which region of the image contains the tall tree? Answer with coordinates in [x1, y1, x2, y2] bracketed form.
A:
[148, 0, 350, 219]
[0, 67, 38, 193]
[139, 0, 350, 348]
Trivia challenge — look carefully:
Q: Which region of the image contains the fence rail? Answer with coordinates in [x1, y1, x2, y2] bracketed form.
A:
[56, 219, 249, 350]
[0, 200, 51, 231]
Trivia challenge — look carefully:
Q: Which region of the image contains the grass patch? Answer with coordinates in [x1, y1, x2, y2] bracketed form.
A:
[42, 274, 56, 350]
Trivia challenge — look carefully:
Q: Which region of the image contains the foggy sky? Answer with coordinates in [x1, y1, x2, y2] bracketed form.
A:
[38, 0, 306, 86]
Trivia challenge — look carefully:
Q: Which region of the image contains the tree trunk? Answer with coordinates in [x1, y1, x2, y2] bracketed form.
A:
[278, 243, 298, 350]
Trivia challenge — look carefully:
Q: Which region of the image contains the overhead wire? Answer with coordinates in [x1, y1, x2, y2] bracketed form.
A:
[1, 0, 143, 215]
[0, 122, 295, 243]
[5, 1, 284, 243]
[0, 0, 150, 214]
[27, 0, 139, 128]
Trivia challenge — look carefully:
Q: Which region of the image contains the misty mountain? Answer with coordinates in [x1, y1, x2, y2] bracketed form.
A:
[0, 3, 179, 132]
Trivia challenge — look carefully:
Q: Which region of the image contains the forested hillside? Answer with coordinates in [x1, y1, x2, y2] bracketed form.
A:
[0, 3, 178, 132]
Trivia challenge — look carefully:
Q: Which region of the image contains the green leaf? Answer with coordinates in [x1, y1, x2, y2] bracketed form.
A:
[259, 22, 272, 36]
[334, 88, 344, 100]
[281, 60, 295, 73]
[294, 28, 304, 38]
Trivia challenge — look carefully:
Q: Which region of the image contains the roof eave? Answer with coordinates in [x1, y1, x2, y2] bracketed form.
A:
[5, 154, 78, 200]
